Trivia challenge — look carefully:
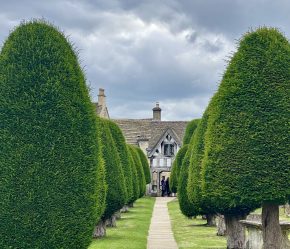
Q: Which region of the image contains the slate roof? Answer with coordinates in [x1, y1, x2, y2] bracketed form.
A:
[113, 118, 189, 152]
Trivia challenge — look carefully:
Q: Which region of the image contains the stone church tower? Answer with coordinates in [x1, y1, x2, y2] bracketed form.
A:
[95, 89, 188, 196]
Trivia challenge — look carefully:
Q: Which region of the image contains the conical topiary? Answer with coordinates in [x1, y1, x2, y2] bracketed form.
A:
[170, 143, 189, 194]
[127, 145, 140, 204]
[98, 118, 127, 221]
[107, 120, 133, 204]
[128, 145, 146, 198]
[136, 147, 151, 185]
[183, 119, 200, 145]
[201, 27, 290, 248]
[0, 21, 106, 249]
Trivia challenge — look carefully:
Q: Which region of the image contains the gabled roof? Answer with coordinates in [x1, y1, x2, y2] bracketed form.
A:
[148, 128, 181, 157]
[113, 118, 188, 153]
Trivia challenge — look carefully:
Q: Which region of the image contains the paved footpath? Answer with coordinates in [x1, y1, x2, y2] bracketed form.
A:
[147, 197, 178, 249]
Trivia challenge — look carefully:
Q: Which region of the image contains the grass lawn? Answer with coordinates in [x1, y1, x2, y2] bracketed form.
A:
[168, 199, 226, 249]
[89, 196, 155, 249]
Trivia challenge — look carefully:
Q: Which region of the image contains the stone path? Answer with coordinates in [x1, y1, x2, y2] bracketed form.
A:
[147, 197, 178, 249]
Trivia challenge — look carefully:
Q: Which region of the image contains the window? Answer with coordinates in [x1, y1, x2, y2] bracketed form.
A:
[164, 144, 174, 156]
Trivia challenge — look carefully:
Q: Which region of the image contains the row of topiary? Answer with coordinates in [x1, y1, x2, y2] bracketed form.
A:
[0, 20, 151, 249]
[170, 27, 289, 249]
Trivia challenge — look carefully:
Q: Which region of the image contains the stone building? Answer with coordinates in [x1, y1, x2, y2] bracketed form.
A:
[95, 88, 188, 196]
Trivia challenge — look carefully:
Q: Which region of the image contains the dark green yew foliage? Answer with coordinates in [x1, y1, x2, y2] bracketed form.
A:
[107, 120, 133, 204]
[170, 133, 194, 194]
[187, 111, 209, 214]
[136, 147, 151, 184]
[178, 144, 199, 217]
[183, 119, 200, 145]
[127, 145, 140, 203]
[0, 21, 106, 249]
[98, 118, 126, 220]
[128, 145, 146, 198]
[201, 27, 290, 215]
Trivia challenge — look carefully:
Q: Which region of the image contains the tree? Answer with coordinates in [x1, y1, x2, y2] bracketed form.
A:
[128, 145, 146, 198]
[107, 120, 133, 206]
[94, 118, 126, 236]
[127, 145, 140, 206]
[0, 21, 106, 249]
[201, 28, 290, 249]
[170, 146, 187, 194]
[183, 119, 200, 145]
[135, 147, 151, 185]
[177, 144, 199, 217]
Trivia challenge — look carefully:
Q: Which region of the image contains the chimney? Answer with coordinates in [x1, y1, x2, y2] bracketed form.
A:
[98, 88, 106, 107]
[152, 102, 161, 121]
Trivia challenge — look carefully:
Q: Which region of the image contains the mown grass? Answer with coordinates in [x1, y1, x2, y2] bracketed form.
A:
[168, 199, 226, 249]
[89, 196, 155, 249]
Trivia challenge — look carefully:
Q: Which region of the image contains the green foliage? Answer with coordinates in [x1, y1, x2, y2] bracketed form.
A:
[178, 144, 199, 217]
[0, 21, 106, 249]
[201, 27, 290, 215]
[187, 110, 209, 214]
[183, 119, 200, 145]
[170, 145, 187, 193]
[128, 145, 146, 198]
[99, 118, 126, 220]
[169, 160, 178, 193]
[107, 120, 133, 204]
[127, 145, 140, 203]
[136, 147, 151, 184]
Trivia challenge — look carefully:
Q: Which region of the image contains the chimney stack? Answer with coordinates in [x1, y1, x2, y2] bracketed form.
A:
[98, 88, 106, 107]
[152, 102, 161, 121]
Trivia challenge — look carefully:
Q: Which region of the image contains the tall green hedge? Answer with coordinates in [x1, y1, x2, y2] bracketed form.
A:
[128, 145, 146, 198]
[99, 118, 126, 220]
[183, 119, 200, 145]
[178, 144, 199, 217]
[201, 27, 290, 215]
[0, 21, 106, 249]
[127, 145, 140, 203]
[187, 111, 209, 214]
[170, 141, 191, 193]
[107, 120, 133, 204]
[136, 147, 151, 184]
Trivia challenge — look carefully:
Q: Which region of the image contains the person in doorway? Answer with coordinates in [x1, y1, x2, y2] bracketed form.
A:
[165, 177, 170, 197]
[160, 176, 166, 197]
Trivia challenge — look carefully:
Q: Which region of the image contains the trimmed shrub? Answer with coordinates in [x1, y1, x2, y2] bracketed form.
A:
[127, 145, 140, 203]
[201, 28, 289, 248]
[178, 144, 200, 218]
[202, 27, 289, 215]
[107, 120, 133, 204]
[169, 144, 188, 194]
[128, 145, 146, 198]
[0, 21, 106, 249]
[136, 147, 151, 184]
[183, 119, 200, 145]
[187, 111, 209, 214]
[98, 118, 126, 220]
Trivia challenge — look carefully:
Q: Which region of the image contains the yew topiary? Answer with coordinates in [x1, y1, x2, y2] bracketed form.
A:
[107, 120, 133, 204]
[187, 111, 209, 214]
[98, 118, 126, 220]
[183, 119, 200, 145]
[0, 21, 106, 249]
[170, 146, 188, 194]
[201, 27, 290, 248]
[136, 147, 151, 185]
[128, 145, 146, 198]
[127, 145, 140, 204]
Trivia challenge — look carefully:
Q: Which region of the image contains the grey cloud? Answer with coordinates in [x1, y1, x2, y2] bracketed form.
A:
[0, 0, 289, 120]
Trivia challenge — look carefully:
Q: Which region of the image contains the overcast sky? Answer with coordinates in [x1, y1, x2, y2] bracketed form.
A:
[0, 0, 289, 120]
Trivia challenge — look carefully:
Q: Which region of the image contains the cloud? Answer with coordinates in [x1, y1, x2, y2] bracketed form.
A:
[0, 0, 289, 120]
